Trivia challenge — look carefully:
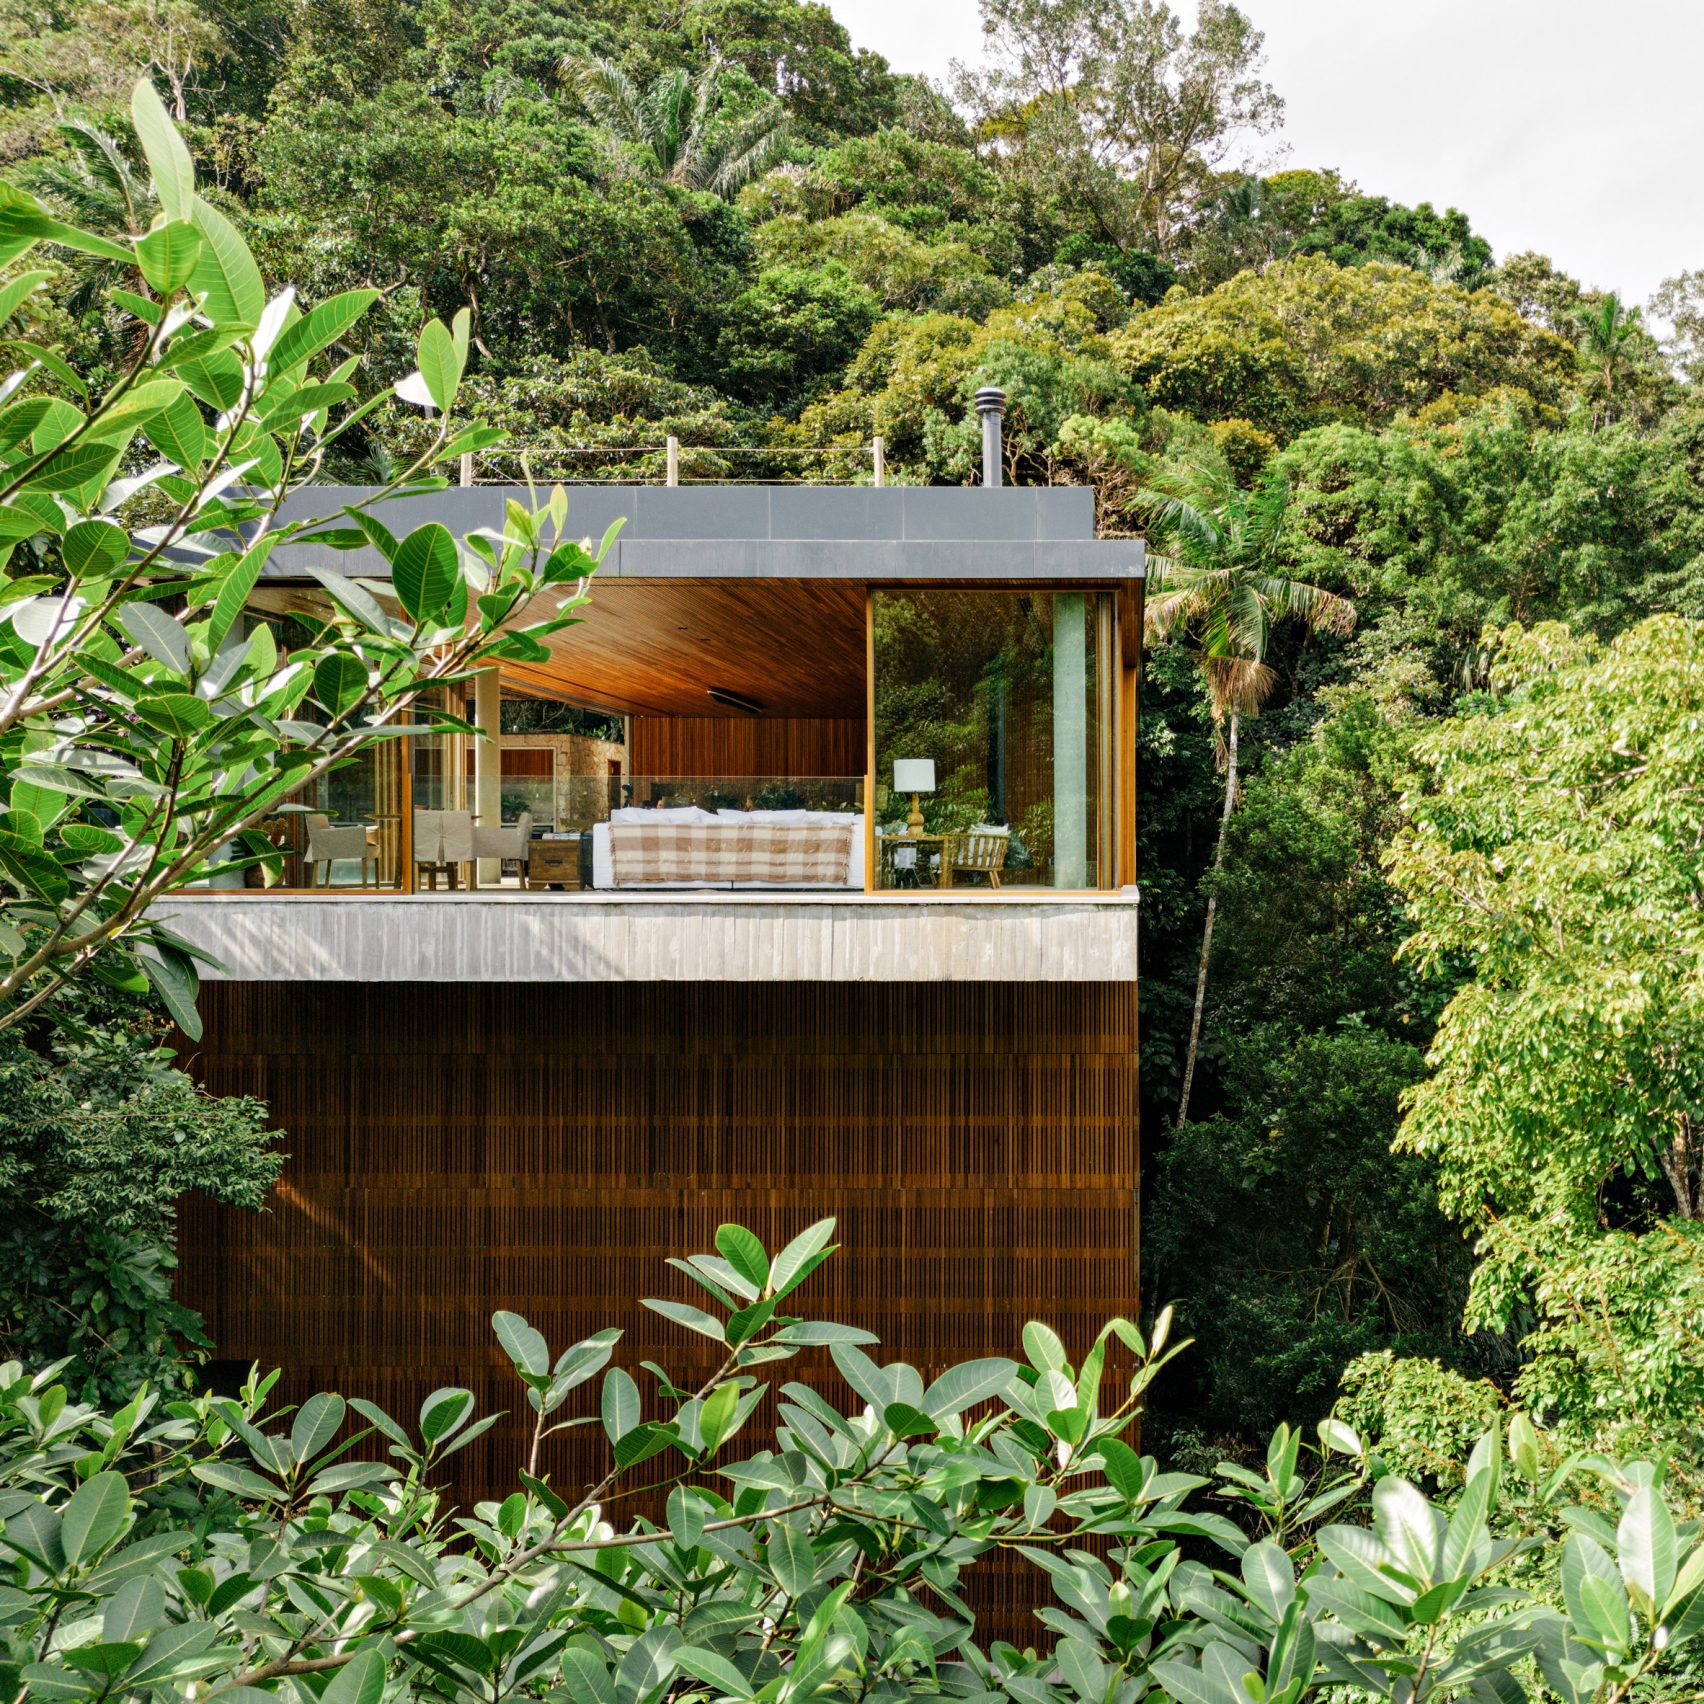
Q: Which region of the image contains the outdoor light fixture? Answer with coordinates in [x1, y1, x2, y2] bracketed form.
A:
[707, 687, 764, 715]
[893, 758, 936, 837]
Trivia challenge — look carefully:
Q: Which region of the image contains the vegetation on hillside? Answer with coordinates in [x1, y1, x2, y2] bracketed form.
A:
[2, 0, 1703, 1589]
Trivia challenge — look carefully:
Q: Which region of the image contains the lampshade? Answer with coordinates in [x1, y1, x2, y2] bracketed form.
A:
[893, 758, 936, 793]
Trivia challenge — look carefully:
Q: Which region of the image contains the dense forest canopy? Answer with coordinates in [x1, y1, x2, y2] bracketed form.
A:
[2, 0, 1702, 1478]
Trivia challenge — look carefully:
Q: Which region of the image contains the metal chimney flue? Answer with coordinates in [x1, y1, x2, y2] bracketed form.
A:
[975, 385, 1007, 488]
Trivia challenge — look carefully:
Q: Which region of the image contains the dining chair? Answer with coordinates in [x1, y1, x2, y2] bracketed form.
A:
[471, 811, 532, 887]
[304, 812, 377, 887]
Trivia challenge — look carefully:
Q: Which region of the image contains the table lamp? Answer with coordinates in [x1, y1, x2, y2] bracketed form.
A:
[893, 758, 935, 837]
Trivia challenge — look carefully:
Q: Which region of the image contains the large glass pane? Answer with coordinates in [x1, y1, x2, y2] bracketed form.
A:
[872, 590, 1103, 890]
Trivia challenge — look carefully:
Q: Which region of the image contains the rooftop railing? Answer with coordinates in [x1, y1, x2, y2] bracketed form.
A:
[449, 438, 889, 487]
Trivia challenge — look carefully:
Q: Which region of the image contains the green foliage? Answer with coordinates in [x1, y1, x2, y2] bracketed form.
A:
[4, 1226, 1704, 1704]
[716, 263, 879, 414]
[0, 989, 279, 1398]
[1187, 169, 1494, 291]
[1388, 616, 1704, 1437]
[0, 86, 621, 1028]
[1116, 255, 1576, 439]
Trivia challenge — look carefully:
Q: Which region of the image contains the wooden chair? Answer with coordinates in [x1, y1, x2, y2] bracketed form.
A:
[951, 829, 1010, 888]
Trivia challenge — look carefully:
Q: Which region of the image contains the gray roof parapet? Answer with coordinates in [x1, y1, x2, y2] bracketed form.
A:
[264, 484, 1144, 583]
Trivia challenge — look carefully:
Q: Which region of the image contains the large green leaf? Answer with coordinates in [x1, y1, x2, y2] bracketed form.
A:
[492, 1310, 549, 1378]
[62, 519, 128, 578]
[146, 391, 208, 469]
[391, 522, 459, 623]
[766, 1521, 816, 1599]
[130, 80, 195, 222]
[1618, 1485, 1677, 1615]
[134, 693, 213, 737]
[671, 1647, 752, 1699]
[641, 1298, 726, 1342]
[1563, 1533, 1632, 1654]
[269, 289, 380, 377]
[768, 1217, 837, 1300]
[923, 1356, 1018, 1419]
[313, 653, 368, 720]
[134, 221, 203, 295]
[715, 1223, 769, 1293]
[138, 943, 201, 1039]
[601, 1367, 640, 1446]
[322, 1649, 385, 1704]
[290, 1392, 346, 1465]
[24, 440, 122, 494]
[60, 1472, 130, 1568]
[416, 317, 464, 414]
[207, 538, 272, 648]
[0, 269, 51, 331]
[188, 196, 264, 327]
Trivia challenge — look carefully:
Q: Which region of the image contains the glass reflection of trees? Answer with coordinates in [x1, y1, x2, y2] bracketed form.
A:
[872, 590, 1100, 889]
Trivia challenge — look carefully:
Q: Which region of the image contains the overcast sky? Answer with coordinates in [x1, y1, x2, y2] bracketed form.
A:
[825, 0, 1703, 308]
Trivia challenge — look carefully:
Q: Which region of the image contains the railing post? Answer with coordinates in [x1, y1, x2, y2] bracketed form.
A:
[872, 435, 885, 488]
[459, 452, 474, 488]
[666, 436, 680, 486]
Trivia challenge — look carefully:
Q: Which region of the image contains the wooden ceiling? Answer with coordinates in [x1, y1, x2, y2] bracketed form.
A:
[499, 579, 868, 718]
[255, 579, 869, 719]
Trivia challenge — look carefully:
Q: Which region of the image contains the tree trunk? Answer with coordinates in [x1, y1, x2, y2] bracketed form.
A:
[1176, 712, 1238, 1129]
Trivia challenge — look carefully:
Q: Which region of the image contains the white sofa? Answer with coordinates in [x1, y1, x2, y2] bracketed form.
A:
[592, 806, 864, 890]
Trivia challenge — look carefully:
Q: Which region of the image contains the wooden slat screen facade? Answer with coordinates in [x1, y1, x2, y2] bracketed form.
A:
[178, 979, 1138, 1640]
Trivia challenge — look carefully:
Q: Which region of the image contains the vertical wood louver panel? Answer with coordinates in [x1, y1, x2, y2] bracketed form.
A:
[178, 979, 1138, 1642]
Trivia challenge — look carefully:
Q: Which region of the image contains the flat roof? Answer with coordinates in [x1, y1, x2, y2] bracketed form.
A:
[264, 484, 1145, 583]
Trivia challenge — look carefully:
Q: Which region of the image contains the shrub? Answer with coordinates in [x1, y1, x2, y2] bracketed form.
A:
[2, 1221, 1703, 1704]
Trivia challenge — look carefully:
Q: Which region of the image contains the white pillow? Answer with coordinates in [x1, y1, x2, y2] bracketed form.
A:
[612, 805, 714, 825]
[743, 809, 810, 824]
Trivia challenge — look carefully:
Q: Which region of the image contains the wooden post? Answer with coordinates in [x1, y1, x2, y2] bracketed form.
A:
[665, 436, 680, 486]
[459, 452, 474, 488]
[872, 435, 885, 488]
[473, 668, 502, 887]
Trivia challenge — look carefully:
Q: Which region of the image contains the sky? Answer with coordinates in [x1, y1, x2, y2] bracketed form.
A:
[824, 0, 1704, 308]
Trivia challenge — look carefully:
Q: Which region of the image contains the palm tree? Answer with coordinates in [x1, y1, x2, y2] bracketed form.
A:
[1139, 459, 1356, 1129]
[20, 123, 152, 317]
[566, 57, 788, 200]
[1574, 291, 1645, 424]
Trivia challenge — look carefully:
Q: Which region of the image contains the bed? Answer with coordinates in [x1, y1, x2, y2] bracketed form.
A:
[591, 806, 864, 890]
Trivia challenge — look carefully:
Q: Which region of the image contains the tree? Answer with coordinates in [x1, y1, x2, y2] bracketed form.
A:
[1138, 458, 1355, 1127]
[1574, 289, 1647, 424]
[1114, 254, 1576, 440]
[965, 0, 1283, 258]
[7, 1221, 1704, 1704]
[0, 80, 615, 1032]
[568, 54, 788, 199]
[1183, 170, 1494, 292]
[1652, 268, 1704, 384]
[1388, 616, 1704, 1435]
[0, 987, 279, 1398]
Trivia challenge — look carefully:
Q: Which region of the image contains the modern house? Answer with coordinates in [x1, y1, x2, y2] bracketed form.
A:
[168, 426, 1145, 1543]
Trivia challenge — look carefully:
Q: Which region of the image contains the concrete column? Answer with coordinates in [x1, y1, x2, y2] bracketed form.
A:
[1052, 594, 1088, 889]
[473, 668, 503, 886]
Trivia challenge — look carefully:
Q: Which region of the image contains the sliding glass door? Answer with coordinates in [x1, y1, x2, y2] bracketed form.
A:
[869, 589, 1114, 891]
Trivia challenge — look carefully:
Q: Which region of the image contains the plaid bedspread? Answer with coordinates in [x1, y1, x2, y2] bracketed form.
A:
[608, 819, 855, 887]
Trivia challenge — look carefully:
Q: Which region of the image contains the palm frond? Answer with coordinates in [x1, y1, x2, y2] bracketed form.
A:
[1201, 652, 1277, 721]
[569, 55, 650, 152]
[708, 102, 788, 197]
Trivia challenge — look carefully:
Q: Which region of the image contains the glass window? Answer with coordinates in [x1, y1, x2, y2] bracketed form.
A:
[872, 590, 1105, 891]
